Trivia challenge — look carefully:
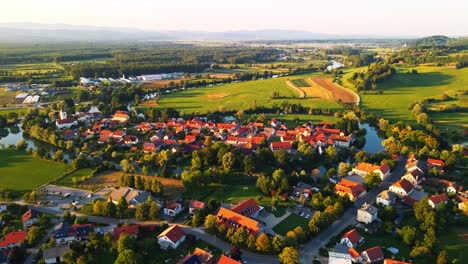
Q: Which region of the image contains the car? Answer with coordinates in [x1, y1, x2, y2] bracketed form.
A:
[72, 201, 79, 206]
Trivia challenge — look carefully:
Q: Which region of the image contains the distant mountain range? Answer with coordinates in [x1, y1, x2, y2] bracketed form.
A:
[0, 23, 422, 42]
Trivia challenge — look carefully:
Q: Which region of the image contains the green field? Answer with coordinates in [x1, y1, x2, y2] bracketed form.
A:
[272, 214, 309, 236]
[153, 74, 342, 114]
[0, 62, 63, 74]
[291, 78, 310, 87]
[0, 149, 71, 196]
[343, 66, 468, 132]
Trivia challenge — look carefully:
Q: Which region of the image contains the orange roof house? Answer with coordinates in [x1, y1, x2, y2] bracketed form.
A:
[335, 179, 366, 201]
[389, 179, 414, 198]
[216, 207, 260, 236]
[218, 255, 241, 264]
[352, 162, 390, 180]
[113, 224, 139, 241]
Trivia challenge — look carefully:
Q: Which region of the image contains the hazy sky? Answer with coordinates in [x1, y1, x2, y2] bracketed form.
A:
[2, 0, 467, 36]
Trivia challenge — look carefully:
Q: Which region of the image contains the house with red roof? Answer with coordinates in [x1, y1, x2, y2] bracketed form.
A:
[56, 118, 77, 130]
[231, 198, 261, 218]
[0, 230, 27, 250]
[335, 179, 366, 201]
[53, 223, 94, 245]
[218, 255, 241, 264]
[113, 224, 139, 241]
[22, 209, 42, 229]
[136, 122, 154, 132]
[428, 193, 449, 208]
[185, 135, 196, 144]
[164, 201, 183, 217]
[361, 246, 384, 263]
[189, 200, 205, 215]
[340, 229, 364, 248]
[270, 141, 293, 153]
[389, 179, 414, 198]
[216, 207, 261, 236]
[402, 169, 425, 188]
[427, 158, 445, 169]
[157, 225, 186, 249]
[352, 162, 390, 180]
[123, 135, 139, 145]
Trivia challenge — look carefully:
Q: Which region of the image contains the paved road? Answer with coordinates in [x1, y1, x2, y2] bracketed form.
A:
[299, 158, 406, 264]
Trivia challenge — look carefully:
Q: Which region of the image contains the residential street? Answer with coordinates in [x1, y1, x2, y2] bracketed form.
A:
[299, 157, 406, 264]
[24, 218, 63, 264]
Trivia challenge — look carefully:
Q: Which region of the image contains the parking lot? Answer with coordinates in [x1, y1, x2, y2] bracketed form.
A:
[40, 185, 94, 209]
[291, 205, 314, 219]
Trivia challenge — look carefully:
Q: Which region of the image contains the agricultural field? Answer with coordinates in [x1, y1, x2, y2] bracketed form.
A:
[0, 149, 71, 197]
[0, 89, 16, 106]
[438, 225, 468, 262]
[54, 168, 95, 188]
[343, 66, 468, 134]
[0, 62, 63, 75]
[153, 74, 343, 114]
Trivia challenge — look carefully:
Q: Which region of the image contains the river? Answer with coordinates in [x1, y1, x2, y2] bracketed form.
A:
[360, 123, 385, 154]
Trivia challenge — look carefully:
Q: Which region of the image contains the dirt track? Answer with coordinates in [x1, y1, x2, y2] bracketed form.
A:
[286, 80, 306, 98]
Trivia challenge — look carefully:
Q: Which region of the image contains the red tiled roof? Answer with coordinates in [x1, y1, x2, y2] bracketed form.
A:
[218, 255, 241, 264]
[56, 118, 76, 125]
[165, 201, 180, 210]
[341, 229, 362, 245]
[100, 129, 112, 136]
[271, 141, 292, 149]
[429, 193, 449, 205]
[113, 224, 139, 241]
[0, 231, 27, 247]
[158, 225, 185, 244]
[355, 162, 389, 174]
[427, 158, 445, 167]
[189, 200, 205, 210]
[231, 198, 260, 217]
[335, 179, 366, 198]
[216, 207, 259, 235]
[392, 179, 413, 193]
[22, 209, 41, 224]
[363, 246, 384, 262]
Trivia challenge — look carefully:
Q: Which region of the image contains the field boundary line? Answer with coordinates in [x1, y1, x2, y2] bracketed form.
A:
[306, 78, 334, 101]
[335, 82, 360, 105]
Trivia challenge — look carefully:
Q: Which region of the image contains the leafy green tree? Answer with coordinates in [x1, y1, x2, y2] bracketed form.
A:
[293, 226, 306, 243]
[7, 246, 27, 264]
[116, 197, 128, 218]
[115, 249, 141, 264]
[104, 201, 116, 217]
[338, 162, 351, 177]
[222, 152, 234, 173]
[230, 228, 247, 246]
[149, 201, 160, 220]
[26, 226, 43, 245]
[364, 172, 382, 189]
[117, 234, 136, 253]
[279, 247, 299, 264]
[204, 214, 218, 234]
[271, 235, 285, 253]
[396, 226, 417, 246]
[437, 250, 449, 264]
[246, 234, 256, 249]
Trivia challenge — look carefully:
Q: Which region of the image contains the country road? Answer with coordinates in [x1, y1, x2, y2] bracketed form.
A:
[286, 80, 306, 98]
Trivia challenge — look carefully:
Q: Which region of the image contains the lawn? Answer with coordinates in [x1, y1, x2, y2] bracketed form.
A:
[152, 73, 342, 115]
[272, 214, 309, 236]
[438, 225, 468, 262]
[355, 229, 412, 260]
[0, 149, 71, 197]
[343, 66, 468, 132]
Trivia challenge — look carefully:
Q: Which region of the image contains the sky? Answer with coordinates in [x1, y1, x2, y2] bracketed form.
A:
[2, 0, 468, 36]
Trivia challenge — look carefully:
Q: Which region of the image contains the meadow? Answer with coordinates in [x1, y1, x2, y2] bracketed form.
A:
[0, 149, 71, 197]
[153, 74, 343, 114]
[343, 66, 468, 132]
